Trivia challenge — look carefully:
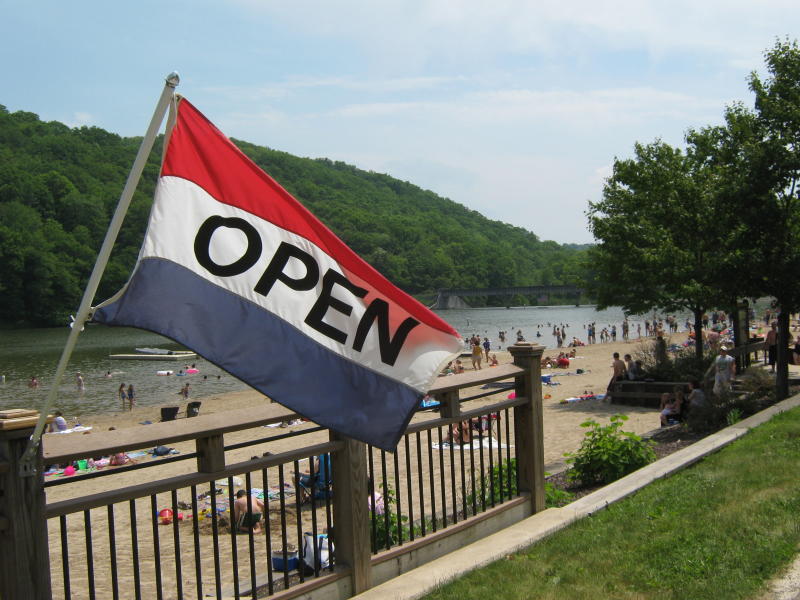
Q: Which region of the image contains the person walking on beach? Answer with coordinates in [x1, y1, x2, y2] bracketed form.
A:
[118, 383, 127, 410]
[482, 336, 491, 361]
[470, 340, 483, 370]
[766, 321, 778, 373]
[127, 384, 136, 410]
[708, 345, 736, 396]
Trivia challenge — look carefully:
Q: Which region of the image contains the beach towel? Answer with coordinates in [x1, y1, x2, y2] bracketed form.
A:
[560, 393, 605, 404]
[51, 425, 92, 434]
[431, 437, 512, 451]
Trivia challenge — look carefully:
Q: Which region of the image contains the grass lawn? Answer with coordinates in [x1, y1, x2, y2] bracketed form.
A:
[425, 408, 800, 600]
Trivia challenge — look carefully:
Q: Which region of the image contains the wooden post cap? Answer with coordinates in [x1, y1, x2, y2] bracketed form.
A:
[0, 410, 52, 431]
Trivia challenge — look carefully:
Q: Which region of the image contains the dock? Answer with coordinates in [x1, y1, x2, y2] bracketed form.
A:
[108, 352, 197, 361]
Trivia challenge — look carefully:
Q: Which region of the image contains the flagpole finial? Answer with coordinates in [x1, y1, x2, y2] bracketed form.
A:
[165, 72, 180, 88]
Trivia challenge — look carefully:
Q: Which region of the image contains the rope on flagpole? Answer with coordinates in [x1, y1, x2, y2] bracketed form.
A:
[19, 72, 181, 476]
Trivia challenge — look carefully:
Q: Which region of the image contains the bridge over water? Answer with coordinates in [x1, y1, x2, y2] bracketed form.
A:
[434, 285, 583, 309]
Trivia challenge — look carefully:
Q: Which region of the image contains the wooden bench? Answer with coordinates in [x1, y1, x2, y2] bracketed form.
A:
[608, 380, 690, 408]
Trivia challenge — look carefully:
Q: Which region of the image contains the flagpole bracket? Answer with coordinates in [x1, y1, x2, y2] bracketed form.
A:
[166, 72, 180, 88]
[18, 440, 40, 477]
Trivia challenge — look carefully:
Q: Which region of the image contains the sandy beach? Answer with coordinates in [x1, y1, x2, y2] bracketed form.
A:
[46, 334, 684, 483]
[41, 334, 682, 600]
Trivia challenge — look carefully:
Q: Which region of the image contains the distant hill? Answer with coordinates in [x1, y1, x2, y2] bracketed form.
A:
[0, 104, 587, 326]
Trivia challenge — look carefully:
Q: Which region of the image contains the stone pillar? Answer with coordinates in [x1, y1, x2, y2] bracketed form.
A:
[0, 422, 52, 599]
[508, 342, 546, 513]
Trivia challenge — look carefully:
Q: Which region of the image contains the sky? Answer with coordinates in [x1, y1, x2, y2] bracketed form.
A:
[2, 1, 798, 244]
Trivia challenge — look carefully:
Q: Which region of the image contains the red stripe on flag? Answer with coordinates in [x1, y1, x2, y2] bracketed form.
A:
[161, 98, 458, 337]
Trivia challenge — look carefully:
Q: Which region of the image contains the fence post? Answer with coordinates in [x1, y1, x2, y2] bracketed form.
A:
[330, 433, 371, 593]
[0, 420, 52, 599]
[196, 434, 225, 472]
[508, 342, 546, 513]
[434, 390, 460, 419]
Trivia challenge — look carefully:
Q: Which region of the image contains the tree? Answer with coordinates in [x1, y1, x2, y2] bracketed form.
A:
[713, 39, 800, 399]
[587, 137, 729, 361]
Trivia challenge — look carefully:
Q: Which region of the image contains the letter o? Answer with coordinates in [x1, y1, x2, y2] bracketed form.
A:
[194, 216, 262, 277]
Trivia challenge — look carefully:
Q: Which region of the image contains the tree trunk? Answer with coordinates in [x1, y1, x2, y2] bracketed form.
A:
[777, 309, 790, 400]
[693, 309, 704, 362]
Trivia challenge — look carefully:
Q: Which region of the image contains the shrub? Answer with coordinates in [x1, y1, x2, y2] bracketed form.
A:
[564, 415, 656, 486]
[370, 483, 413, 551]
[687, 367, 777, 433]
[634, 340, 713, 382]
[465, 459, 574, 509]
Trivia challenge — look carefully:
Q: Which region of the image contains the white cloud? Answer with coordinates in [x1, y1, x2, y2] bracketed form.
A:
[70, 111, 94, 127]
[233, 0, 797, 70]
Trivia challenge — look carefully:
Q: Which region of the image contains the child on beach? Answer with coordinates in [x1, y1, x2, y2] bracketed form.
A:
[660, 392, 682, 426]
[127, 384, 136, 410]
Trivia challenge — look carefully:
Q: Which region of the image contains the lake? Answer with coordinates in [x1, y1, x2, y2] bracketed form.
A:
[0, 305, 666, 416]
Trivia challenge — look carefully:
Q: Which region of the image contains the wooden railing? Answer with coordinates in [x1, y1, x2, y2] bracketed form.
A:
[0, 343, 545, 600]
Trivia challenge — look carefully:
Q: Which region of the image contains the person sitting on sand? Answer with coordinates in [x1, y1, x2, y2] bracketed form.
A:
[541, 356, 554, 368]
[660, 392, 682, 426]
[110, 452, 135, 466]
[489, 354, 499, 366]
[234, 489, 265, 534]
[687, 380, 707, 410]
[49, 411, 68, 432]
[557, 353, 570, 368]
[444, 420, 472, 445]
[367, 477, 385, 516]
[453, 359, 465, 374]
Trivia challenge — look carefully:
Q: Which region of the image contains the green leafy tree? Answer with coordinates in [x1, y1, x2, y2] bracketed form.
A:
[706, 39, 800, 399]
[587, 138, 728, 360]
[0, 104, 588, 326]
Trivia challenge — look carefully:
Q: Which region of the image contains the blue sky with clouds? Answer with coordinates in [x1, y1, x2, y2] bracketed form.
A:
[2, 1, 798, 243]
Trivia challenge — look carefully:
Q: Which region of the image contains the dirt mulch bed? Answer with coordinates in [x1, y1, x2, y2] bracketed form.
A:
[546, 425, 710, 503]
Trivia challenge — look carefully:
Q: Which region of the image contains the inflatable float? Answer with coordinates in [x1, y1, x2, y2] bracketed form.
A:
[156, 370, 174, 376]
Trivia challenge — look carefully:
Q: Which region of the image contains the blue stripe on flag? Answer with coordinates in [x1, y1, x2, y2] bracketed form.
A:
[93, 258, 420, 450]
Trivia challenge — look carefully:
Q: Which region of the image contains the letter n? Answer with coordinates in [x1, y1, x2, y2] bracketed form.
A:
[352, 299, 419, 366]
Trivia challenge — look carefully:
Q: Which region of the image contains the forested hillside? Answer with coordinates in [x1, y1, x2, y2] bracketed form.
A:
[0, 104, 586, 326]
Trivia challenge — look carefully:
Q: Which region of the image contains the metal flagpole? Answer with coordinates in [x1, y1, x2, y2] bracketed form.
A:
[19, 72, 181, 476]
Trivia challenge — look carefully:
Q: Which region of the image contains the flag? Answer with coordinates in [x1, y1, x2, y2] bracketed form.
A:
[93, 97, 462, 450]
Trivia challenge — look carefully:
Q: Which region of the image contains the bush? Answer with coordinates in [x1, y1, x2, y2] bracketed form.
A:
[370, 484, 413, 551]
[465, 459, 574, 509]
[686, 367, 777, 433]
[564, 415, 656, 486]
[634, 340, 714, 382]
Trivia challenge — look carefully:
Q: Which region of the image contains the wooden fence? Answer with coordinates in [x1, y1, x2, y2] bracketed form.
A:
[0, 343, 546, 600]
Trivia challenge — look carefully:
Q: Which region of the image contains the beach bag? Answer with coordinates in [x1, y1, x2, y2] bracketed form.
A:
[301, 532, 332, 572]
[153, 445, 171, 456]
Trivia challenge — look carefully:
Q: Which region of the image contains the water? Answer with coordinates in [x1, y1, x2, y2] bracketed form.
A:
[0, 305, 672, 416]
[0, 326, 247, 417]
[434, 305, 676, 352]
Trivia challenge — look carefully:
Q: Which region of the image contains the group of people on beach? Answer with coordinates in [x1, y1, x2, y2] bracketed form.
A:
[118, 383, 136, 410]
